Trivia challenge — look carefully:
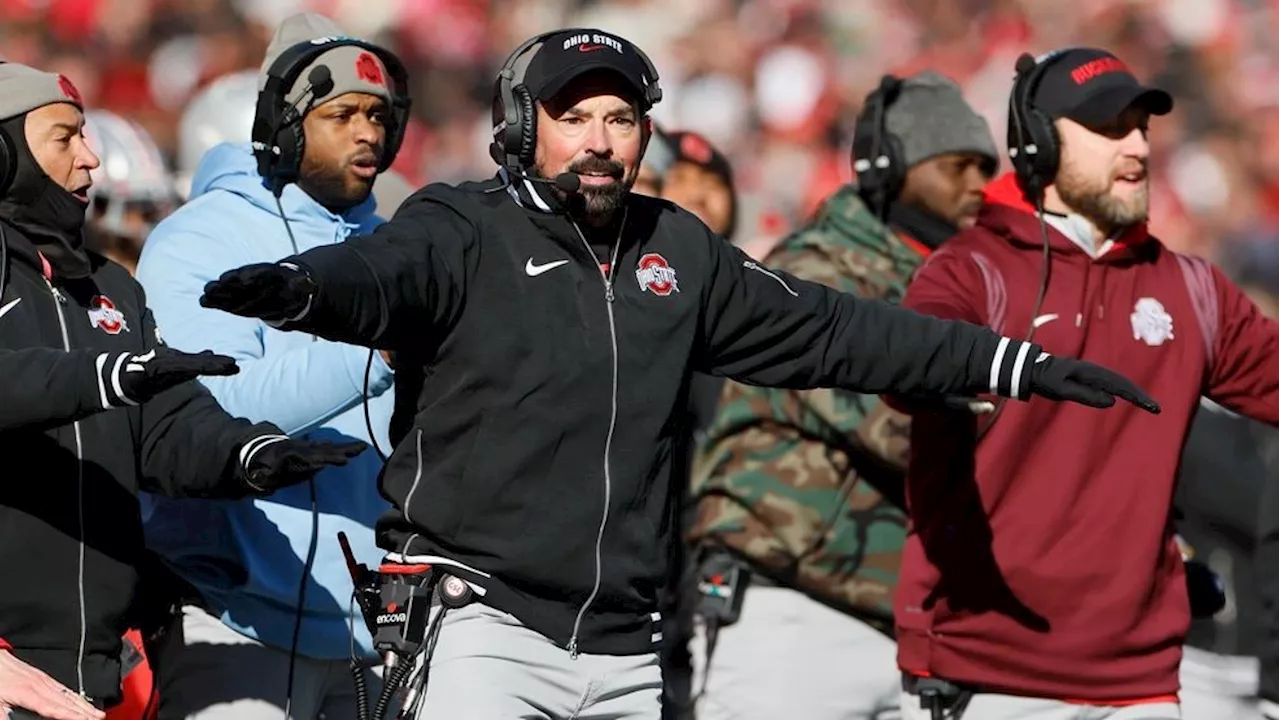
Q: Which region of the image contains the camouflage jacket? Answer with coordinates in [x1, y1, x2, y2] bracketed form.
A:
[687, 186, 927, 628]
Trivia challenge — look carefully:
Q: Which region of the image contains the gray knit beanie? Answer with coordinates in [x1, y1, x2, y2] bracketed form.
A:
[0, 63, 84, 122]
[886, 71, 997, 172]
[258, 13, 394, 113]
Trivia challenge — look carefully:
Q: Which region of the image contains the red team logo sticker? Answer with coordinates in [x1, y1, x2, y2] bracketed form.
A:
[679, 133, 713, 164]
[355, 52, 386, 87]
[57, 75, 82, 105]
[635, 253, 679, 296]
[88, 295, 128, 335]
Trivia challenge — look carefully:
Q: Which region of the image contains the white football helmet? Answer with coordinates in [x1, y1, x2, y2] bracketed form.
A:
[175, 70, 258, 200]
[83, 110, 175, 238]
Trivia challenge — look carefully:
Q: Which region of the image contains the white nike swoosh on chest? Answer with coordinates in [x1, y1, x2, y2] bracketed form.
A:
[1032, 313, 1059, 329]
[525, 258, 569, 276]
[0, 298, 20, 320]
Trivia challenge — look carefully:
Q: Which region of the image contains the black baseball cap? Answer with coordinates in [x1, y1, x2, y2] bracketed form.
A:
[1032, 48, 1173, 127]
[521, 30, 660, 111]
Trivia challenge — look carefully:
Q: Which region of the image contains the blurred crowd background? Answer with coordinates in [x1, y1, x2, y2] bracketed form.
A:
[0, 0, 1276, 273]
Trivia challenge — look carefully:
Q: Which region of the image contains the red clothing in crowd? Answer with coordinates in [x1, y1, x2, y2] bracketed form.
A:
[894, 173, 1279, 702]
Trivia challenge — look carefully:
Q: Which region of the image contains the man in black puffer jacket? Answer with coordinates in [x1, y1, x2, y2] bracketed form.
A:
[0, 62, 366, 720]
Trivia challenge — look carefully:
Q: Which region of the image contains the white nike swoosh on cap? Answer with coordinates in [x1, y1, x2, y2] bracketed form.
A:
[525, 258, 569, 277]
[0, 298, 20, 320]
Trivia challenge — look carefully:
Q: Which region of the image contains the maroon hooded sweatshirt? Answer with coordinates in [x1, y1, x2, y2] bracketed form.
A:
[894, 173, 1278, 703]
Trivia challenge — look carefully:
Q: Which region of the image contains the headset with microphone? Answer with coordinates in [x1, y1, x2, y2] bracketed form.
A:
[1006, 48, 1072, 339]
[253, 36, 412, 198]
[0, 62, 16, 299]
[1007, 50, 1071, 203]
[250, 36, 410, 718]
[0, 124, 11, 300]
[851, 74, 905, 222]
[487, 28, 664, 195]
[973, 50, 1071, 441]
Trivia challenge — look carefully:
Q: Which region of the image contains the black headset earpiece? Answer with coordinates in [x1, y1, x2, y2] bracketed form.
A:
[0, 125, 15, 199]
[490, 29, 663, 173]
[1007, 51, 1067, 202]
[252, 37, 413, 193]
[0, 61, 13, 199]
[851, 74, 905, 218]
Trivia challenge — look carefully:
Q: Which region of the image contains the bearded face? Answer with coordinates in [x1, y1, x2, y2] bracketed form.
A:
[1051, 108, 1152, 235]
[532, 72, 646, 225]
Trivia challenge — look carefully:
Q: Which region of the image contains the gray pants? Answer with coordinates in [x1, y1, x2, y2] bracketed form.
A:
[409, 602, 661, 719]
[689, 586, 901, 719]
[900, 687, 1181, 720]
[1178, 646, 1260, 719]
[155, 604, 384, 720]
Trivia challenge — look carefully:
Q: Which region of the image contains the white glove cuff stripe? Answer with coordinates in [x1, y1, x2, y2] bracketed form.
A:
[989, 337, 1010, 395]
[111, 353, 137, 406]
[1009, 341, 1033, 400]
[263, 263, 315, 328]
[239, 434, 290, 470]
[95, 353, 111, 408]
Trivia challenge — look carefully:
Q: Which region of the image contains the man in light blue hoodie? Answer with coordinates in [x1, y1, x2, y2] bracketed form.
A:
[134, 13, 408, 720]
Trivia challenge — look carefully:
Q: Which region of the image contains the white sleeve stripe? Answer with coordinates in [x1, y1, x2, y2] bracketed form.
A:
[989, 336, 1010, 395]
[239, 434, 289, 469]
[110, 353, 137, 406]
[95, 353, 111, 408]
[1009, 341, 1032, 400]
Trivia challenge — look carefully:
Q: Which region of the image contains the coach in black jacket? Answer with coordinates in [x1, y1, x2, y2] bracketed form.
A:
[0, 63, 365, 720]
[200, 29, 1158, 719]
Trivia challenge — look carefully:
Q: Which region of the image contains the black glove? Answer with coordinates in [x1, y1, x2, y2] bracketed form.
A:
[101, 347, 238, 407]
[1184, 557, 1227, 619]
[1027, 350, 1161, 413]
[200, 262, 316, 323]
[237, 435, 369, 495]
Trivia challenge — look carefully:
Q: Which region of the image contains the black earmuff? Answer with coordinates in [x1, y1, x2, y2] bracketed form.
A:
[489, 29, 663, 173]
[0, 61, 13, 199]
[851, 74, 905, 218]
[0, 125, 15, 199]
[1007, 50, 1069, 202]
[252, 37, 413, 193]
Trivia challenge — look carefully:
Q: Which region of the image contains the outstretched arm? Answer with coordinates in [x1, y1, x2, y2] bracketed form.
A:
[137, 227, 394, 436]
[0, 343, 238, 434]
[1200, 262, 1279, 426]
[199, 190, 475, 352]
[697, 230, 1157, 412]
[134, 306, 366, 498]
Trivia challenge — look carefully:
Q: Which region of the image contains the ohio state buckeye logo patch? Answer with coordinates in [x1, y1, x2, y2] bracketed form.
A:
[635, 253, 679, 296]
[88, 295, 128, 335]
[355, 52, 386, 87]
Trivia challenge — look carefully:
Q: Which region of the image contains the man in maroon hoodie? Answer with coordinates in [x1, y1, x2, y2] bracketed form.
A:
[893, 48, 1279, 719]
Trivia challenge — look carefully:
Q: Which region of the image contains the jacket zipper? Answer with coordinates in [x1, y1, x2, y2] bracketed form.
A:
[45, 278, 88, 698]
[566, 210, 626, 659]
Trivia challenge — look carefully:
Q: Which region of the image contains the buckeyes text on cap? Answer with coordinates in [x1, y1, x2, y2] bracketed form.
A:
[1031, 48, 1173, 127]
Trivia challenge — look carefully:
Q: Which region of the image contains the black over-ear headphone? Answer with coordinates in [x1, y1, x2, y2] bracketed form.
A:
[0, 125, 14, 201]
[0, 62, 15, 199]
[490, 29, 663, 172]
[252, 37, 412, 194]
[851, 74, 905, 218]
[1007, 49, 1073, 201]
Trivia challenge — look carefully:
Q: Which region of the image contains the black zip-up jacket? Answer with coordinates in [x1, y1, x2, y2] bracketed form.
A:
[282, 174, 1037, 656]
[0, 221, 278, 705]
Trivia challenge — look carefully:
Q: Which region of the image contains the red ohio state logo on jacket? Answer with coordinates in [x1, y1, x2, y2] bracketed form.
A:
[635, 253, 679, 296]
[88, 295, 129, 335]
